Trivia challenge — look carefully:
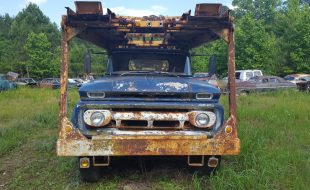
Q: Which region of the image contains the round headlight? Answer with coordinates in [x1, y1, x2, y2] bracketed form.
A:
[195, 113, 210, 127]
[90, 112, 105, 126]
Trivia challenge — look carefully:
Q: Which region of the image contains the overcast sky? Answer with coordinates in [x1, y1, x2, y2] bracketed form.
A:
[0, 0, 233, 24]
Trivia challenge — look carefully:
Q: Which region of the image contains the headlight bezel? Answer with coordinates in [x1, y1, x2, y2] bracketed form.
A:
[83, 110, 112, 127]
[188, 111, 217, 128]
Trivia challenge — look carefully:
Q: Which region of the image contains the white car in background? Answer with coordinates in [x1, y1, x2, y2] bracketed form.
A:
[235, 70, 263, 81]
[221, 70, 263, 91]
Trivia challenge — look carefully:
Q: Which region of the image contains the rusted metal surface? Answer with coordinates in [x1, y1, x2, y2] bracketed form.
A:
[57, 115, 239, 156]
[195, 4, 222, 16]
[58, 1, 240, 157]
[63, 2, 232, 50]
[227, 19, 237, 128]
[57, 120, 240, 156]
[59, 26, 68, 122]
[75, 1, 103, 15]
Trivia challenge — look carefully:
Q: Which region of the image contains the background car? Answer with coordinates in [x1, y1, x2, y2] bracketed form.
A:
[76, 78, 91, 88]
[295, 76, 310, 92]
[235, 70, 263, 81]
[39, 78, 60, 89]
[16, 78, 38, 87]
[68, 78, 79, 88]
[0, 74, 17, 92]
[284, 74, 310, 84]
[235, 76, 296, 94]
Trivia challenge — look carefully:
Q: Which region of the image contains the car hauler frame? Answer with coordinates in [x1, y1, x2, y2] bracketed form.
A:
[57, 1, 239, 178]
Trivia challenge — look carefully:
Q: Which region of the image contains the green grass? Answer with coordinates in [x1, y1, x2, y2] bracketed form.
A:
[0, 88, 309, 189]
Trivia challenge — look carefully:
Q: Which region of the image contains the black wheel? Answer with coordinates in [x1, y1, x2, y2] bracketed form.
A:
[79, 157, 103, 182]
[189, 156, 221, 176]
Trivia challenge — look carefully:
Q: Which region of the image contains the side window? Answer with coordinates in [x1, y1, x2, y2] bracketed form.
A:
[246, 72, 253, 80]
[284, 76, 294, 81]
[304, 76, 310, 81]
[235, 72, 241, 80]
[262, 78, 269, 83]
[254, 71, 262, 76]
[269, 78, 279, 83]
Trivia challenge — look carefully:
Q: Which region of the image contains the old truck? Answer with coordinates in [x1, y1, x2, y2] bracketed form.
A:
[57, 1, 240, 182]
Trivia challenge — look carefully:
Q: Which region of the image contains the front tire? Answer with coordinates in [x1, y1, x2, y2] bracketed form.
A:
[79, 157, 103, 182]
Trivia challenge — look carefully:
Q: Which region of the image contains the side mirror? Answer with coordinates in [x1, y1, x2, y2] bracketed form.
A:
[208, 54, 216, 77]
[84, 52, 91, 74]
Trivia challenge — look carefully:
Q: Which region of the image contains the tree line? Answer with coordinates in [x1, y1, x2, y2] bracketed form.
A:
[0, 0, 309, 79]
[192, 0, 310, 76]
[0, 3, 104, 79]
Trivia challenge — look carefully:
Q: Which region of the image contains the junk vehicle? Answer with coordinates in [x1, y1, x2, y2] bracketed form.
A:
[236, 76, 297, 94]
[16, 78, 38, 87]
[40, 78, 60, 89]
[0, 74, 17, 92]
[57, 1, 240, 182]
[284, 74, 310, 84]
[284, 74, 310, 92]
[294, 76, 310, 92]
[235, 70, 263, 81]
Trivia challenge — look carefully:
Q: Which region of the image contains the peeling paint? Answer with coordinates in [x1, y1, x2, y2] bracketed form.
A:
[156, 82, 188, 91]
[114, 82, 124, 89]
[57, 131, 240, 156]
[127, 82, 138, 91]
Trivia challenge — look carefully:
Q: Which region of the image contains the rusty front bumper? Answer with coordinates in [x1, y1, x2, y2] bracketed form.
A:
[57, 118, 240, 156]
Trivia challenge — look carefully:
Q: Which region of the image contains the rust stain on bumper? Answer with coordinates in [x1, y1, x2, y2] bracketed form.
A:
[57, 136, 240, 156]
[57, 117, 240, 156]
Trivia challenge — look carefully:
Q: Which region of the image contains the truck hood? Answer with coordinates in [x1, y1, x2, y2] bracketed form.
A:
[79, 75, 221, 99]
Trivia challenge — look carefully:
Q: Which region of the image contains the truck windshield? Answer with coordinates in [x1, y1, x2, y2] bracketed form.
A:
[110, 52, 187, 75]
[128, 59, 169, 71]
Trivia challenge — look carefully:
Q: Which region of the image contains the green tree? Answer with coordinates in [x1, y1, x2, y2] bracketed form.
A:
[69, 39, 106, 78]
[24, 32, 58, 78]
[232, 0, 282, 24]
[235, 14, 279, 74]
[9, 3, 60, 76]
[274, 0, 310, 75]
[192, 40, 228, 77]
[0, 14, 14, 73]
